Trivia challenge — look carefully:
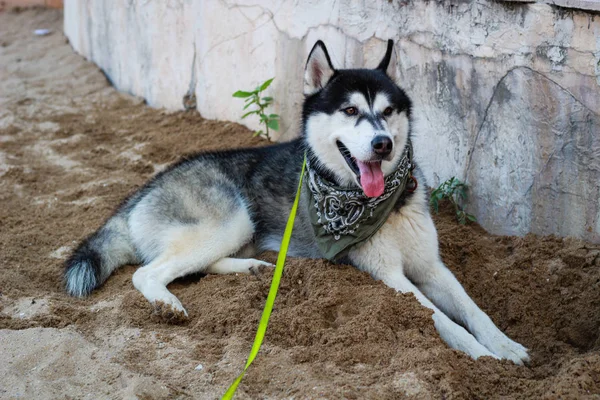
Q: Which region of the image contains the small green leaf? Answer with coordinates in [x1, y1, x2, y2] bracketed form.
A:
[243, 101, 256, 110]
[268, 113, 279, 119]
[267, 119, 279, 131]
[466, 214, 477, 222]
[241, 110, 257, 119]
[259, 78, 275, 91]
[233, 90, 253, 98]
[262, 96, 273, 102]
[431, 200, 439, 213]
[253, 130, 264, 137]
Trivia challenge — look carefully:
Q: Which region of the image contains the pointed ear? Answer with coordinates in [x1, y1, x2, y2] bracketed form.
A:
[376, 39, 398, 82]
[304, 41, 335, 95]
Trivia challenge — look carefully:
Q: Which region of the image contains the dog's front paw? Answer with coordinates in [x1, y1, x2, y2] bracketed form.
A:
[485, 334, 529, 365]
[477, 328, 529, 365]
[434, 314, 500, 361]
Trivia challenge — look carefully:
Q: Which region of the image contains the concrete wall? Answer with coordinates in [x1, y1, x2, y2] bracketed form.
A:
[63, 0, 600, 243]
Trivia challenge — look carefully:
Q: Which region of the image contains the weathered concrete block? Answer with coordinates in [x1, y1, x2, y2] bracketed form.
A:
[63, 0, 600, 242]
[467, 67, 600, 241]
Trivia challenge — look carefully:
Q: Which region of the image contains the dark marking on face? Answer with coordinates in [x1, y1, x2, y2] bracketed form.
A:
[302, 68, 412, 127]
[355, 113, 385, 131]
[367, 113, 385, 130]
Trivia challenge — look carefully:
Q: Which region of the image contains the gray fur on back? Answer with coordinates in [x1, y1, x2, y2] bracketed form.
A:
[64, 139, 322, 296]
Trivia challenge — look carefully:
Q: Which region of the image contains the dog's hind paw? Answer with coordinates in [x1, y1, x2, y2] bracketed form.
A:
[152, 300, 189, 324]
[249, 260, 275, 276]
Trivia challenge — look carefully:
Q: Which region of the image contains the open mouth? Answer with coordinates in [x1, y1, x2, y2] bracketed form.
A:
[336, 140, 360, 176]
[336, 140, 385, 198]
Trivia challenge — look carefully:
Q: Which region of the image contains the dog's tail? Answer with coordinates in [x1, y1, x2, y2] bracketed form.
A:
[64, 211, 137, 297]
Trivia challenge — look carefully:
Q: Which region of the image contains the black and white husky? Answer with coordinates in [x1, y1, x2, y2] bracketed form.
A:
[65, 40, 529, 364]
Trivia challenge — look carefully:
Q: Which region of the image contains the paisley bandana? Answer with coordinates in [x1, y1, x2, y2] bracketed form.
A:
[305, 140, 414, 261]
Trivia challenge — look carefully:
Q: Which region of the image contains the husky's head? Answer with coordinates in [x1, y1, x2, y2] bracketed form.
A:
[302, 40, 412, 198]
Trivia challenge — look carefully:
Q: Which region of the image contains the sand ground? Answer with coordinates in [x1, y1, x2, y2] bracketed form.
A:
[1, 8, 600, 400]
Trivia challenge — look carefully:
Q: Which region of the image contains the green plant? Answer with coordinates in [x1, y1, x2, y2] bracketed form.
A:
[430, 177, 477, 225]
[232, 78, 279, 140]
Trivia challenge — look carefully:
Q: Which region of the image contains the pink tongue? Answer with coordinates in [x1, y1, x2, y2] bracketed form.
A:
[356, 160, 384, 197]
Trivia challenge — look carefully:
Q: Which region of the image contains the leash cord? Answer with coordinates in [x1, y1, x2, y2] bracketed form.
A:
[221, 155, 306, 400]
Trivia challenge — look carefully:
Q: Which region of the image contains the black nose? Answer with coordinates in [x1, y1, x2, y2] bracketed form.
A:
[371, 135, 393, 157]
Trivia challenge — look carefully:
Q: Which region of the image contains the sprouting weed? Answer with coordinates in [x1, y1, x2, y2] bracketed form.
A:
[232, 78, 279, 141]
[430, 177, 477, 225]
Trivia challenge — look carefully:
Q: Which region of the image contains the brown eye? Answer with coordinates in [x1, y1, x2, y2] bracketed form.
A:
[383, 107, 394, 116]
[343, 107, 358, 116]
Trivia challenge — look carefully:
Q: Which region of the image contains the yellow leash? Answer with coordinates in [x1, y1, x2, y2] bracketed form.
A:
[222, 156, 306, 400]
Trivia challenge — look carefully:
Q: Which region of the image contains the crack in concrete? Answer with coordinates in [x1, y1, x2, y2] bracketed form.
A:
[464, 66, 520, 178]
[465, 65, 599, 180]
[183, 41, 197, 110]
[196, 2, 276, 68]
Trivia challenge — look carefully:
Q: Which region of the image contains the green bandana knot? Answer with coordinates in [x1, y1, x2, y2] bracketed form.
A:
[305, 140, 414, 261]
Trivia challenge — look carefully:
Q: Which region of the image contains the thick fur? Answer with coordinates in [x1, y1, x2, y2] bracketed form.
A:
[65, 40, 529, 364]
